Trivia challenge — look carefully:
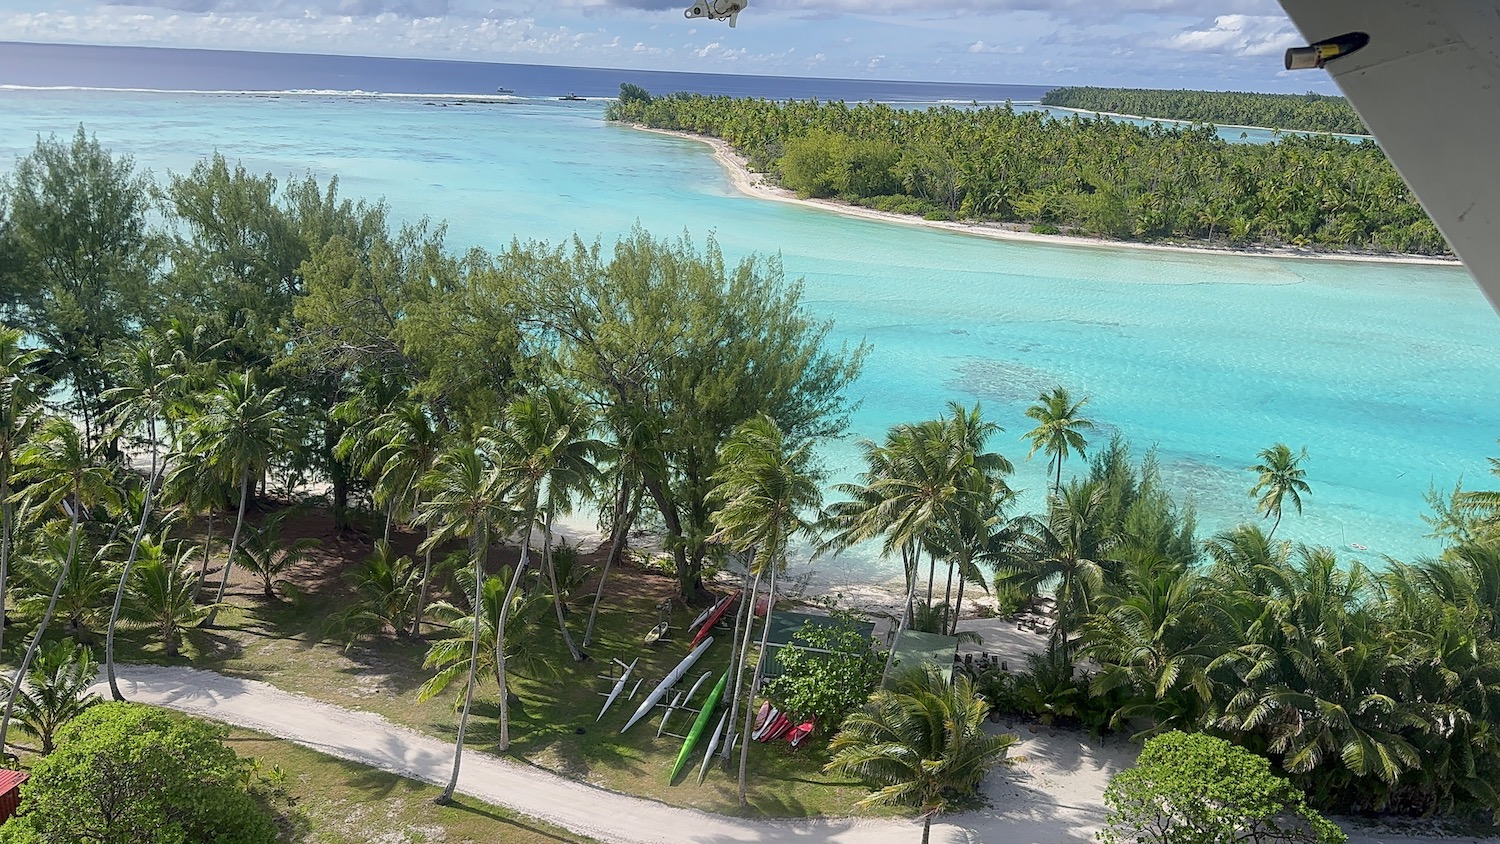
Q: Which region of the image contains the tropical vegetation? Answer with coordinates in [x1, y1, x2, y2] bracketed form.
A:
[605, 89, 1447, 255]
[825, 667, 1020, 844]
[4, 123, 1500, 833]
[1100, 731, 1346, 844]
[1041, 86, 1368, 136]
[0, 702, 280, 844]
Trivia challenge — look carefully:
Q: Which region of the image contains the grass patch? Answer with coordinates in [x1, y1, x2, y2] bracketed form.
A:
[226, 729, 596, 844]
[62, 504, 880, 820]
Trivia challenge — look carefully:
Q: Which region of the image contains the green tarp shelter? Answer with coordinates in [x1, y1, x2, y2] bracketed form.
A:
[758, 611, 876, 681]
[883, 629, 958, 687]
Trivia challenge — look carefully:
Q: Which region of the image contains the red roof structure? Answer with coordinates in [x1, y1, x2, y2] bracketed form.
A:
[0, 769, 29, 822]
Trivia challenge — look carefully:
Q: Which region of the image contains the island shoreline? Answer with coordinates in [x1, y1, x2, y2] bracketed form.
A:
[633, 125, 1460, 269]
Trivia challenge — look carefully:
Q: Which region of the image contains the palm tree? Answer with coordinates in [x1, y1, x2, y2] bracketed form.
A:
[489, 390, 602, 664]
[100, 340, 179, 699]
[1080, 553, 1221, 734]
[2, 417, 118, 753]
[1209, 548, 1422, 798]
[418, 565, 554, 702]
[1249, 443, 1310, 539]
[584, 409, 658, 649]
[0, 327, 47, 656]
[185, 369, 288, 624]
[926, 470, 1015, 636]
[336, 539, 425, 644]
[124, 538, 209, 658]
[1022, 386, 1094, 492]
[161, 444, 230, 602]
[413, 438, 514, 801]
[15, 538, 116, 639]
[234, 509, 320, 601]
[825, 668, 1019, 844]
[0, 640, 99, 754]
[707, 414, 822, 806]
[1004, 480, 1120, 656]
[357, 402, 444, 634]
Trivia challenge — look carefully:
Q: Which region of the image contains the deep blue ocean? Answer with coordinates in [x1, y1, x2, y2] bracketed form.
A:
[0, 41, 1049, 103]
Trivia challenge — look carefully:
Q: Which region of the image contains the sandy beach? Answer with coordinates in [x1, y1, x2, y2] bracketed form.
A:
[635, 125, 1459, 269]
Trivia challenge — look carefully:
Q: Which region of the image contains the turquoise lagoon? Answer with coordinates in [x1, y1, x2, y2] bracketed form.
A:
[2, 89, 1497, 592]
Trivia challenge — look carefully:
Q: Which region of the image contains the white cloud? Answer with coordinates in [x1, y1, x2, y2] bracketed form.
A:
[1164, 14, 1300, 57]
[967, 40, 1022, 54]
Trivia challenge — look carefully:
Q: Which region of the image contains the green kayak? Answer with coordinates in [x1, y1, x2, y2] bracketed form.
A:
[670, 670, 729, 783]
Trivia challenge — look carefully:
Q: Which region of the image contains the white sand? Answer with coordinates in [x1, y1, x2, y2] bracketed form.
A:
[94, 665, 1475, 844]
[634, 125, 1459, 269]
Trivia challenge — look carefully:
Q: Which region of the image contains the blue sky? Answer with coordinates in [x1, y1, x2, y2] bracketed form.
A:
[1, 1, 1332, 92]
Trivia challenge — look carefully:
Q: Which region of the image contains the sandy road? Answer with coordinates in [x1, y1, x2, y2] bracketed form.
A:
[100, 665, 945, 844]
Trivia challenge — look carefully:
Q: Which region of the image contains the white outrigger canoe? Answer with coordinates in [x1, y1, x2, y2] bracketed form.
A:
[597, 658, 638, 721]
[621, 637, 715, 733]
[697, 710, 731, 783]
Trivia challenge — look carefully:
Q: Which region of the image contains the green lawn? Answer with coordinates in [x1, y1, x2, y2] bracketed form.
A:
[88, 507, 878, 819]
[226, 729, 597, 844]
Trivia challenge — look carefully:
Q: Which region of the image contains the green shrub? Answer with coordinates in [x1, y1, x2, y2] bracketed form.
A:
[1, 702, 278, 844]
[1100, 731, 1346, 844]
[763, 612, 883, 730]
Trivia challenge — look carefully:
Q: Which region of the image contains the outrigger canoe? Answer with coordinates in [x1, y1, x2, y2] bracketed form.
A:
[689, 591, 740, 648]
[660, 671, 713, 738]
[670, 670, 729, 782]
[596, 658, 638, 721]
[687, 592, 735, 635]
[697, 710, 731, 783]
[621, 637, 715, 734]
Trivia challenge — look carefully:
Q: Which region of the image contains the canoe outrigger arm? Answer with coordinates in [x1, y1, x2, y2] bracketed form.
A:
[685, 0, 746, 28]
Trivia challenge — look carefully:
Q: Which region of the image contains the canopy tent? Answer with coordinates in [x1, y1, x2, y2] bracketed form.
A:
[883, 629, 958, 687]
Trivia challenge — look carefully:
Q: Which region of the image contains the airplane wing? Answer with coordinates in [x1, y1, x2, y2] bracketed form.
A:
[1276, 1, 1500, 310]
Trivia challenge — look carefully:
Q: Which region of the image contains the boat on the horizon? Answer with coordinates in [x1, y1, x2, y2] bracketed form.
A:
[496, 86, 515, 95]
[559, 93, 586, 101]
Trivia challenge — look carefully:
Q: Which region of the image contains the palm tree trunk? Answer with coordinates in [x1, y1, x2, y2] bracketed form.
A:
[941, 557, 957, 633]
[410, 543, 434, 637]
[738, 559, 777, 806]
[495, 525, 531, 753]
[439, 527, 486, 804]
[1, 483, 11, 657]
[383, 500, 395, 544]
[1269, 510, 1282, 541]
[206, 471, 251, 626]
[0, 492, 80, 752]
[1055, 455, 1063, 493]
[107, 431, 160, 700]
[721, 559, 761, 762]
[922, 813, 933, 844]
[948, 554, 972, 635]
[925, 548, 935, 607]
[881, 570, 920, 687]
[584, 478, 636, 648]
[542, 504, 584, 662]
[193, 512, 216, 602]
[901, 541, 917, 628]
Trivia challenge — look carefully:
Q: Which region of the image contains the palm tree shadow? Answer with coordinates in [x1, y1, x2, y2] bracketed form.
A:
[437, 795, 583, 843]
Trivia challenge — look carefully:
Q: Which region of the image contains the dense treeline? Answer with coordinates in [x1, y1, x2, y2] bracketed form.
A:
[831, 394, 1500, 821]
[0, 127, 862, 781]
[607, 89, 1447, 255]
[1041, 86, 1369, 136]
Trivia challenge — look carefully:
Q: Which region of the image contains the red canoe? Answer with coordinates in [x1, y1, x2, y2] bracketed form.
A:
[690, 591, 740, 647]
